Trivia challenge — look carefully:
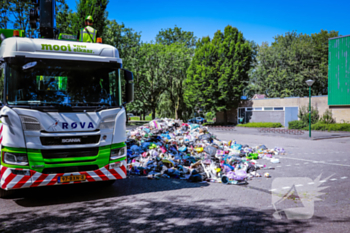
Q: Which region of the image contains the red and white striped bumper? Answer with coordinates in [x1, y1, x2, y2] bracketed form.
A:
[0, 160, 127, 190]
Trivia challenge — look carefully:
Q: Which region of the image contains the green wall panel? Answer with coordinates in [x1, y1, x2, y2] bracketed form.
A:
[328, 35, 350, 105]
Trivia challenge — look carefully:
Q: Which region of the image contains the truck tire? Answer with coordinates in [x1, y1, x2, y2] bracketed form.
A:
[0, 188, 13, 198]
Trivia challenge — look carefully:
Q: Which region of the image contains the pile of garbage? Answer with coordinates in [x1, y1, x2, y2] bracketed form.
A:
[126, 118, 285, 185]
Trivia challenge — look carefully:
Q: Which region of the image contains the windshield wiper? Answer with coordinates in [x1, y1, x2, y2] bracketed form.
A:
[95, 106, 110, 112]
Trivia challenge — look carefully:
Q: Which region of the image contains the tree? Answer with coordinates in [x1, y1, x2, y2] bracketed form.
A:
[56, 0, 76, 35]
[185, 26, 253, 124]
[253, 30, 339, 98]
[0, 0, 11, 29]
[131, 43, 169, 119]
[104, 19, 141, 68]
[162, 43, 192, 119]
[156, 25, 197, 48]
[155, 26, 197, 119]
[0, 0, 67, 37]
[311, 30, 339, 94]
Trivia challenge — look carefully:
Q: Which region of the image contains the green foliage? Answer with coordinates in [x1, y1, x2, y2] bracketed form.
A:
[0, 0, 34, 37]
[56, 0, 75, 35]
[320, 109, 336, 124]
[154, 26, 196, 120]
[288, 120, 307, 129]
[0, 0, 67, 37]
[205, 112, 215, 121]
[156, 25, 197, 48]
[237, 122, 283, 128]
[104, 19, 141, 68]
[130, 43, 169, 119]
[308, 122, 350, 132]
[298, 105, 319, 125]
[185, 25, 253, 124]
[0, 0, 11, 29]
[252, 30, 339, 98]
[59, 0, 108, 38]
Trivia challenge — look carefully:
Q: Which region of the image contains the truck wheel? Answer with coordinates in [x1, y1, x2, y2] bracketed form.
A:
[0, 188, 13, 198]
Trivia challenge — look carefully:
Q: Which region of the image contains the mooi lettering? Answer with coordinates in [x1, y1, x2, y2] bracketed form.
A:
[41, 44, 95, 54]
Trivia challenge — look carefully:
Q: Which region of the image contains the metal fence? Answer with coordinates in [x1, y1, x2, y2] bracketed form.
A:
[258, 128, 304, 135]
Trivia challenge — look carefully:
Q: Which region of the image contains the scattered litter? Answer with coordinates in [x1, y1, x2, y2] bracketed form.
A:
[126, 118, 285, 185]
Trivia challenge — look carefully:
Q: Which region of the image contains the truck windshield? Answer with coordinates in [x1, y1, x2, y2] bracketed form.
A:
[5, 59, 120, 108]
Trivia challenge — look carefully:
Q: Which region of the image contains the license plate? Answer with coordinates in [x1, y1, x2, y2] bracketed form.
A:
[58, 174, 86, 183]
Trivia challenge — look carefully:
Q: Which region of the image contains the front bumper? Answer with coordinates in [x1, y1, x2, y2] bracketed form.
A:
[0, 160, 127, 190]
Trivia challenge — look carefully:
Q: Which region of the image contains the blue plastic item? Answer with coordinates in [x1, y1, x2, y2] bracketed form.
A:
[141, 142, 151, 150]
[231, 144, 242, 150]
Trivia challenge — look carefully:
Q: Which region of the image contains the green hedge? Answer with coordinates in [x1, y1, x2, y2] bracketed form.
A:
[288, 120, 307, 129]
[307, 122, 350, 132]
[237, 122, 283, 128]
[289, 120, 350, 132]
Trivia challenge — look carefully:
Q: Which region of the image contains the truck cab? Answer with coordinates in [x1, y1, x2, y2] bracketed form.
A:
[0, 37, 134, 197]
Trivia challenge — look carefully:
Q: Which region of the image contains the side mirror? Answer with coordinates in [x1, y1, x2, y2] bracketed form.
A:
[123, 69, 134, 104]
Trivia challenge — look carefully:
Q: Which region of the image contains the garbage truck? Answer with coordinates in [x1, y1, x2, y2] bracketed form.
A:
[0, 1, 134, 198]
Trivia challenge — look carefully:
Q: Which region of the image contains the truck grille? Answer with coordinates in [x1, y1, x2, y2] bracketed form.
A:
[41, 165, 99, 174]
[41, 147, 99, 159]
[40, 135, 100, 146]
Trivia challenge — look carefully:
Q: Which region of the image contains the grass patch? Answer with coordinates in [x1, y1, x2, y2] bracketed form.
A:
[129, 116, 153, 121]
[237, 122, 283, 128]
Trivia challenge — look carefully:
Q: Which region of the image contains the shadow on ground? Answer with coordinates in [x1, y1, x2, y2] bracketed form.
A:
[4, 177, 209, 207]
[0, 177, 343, 232]
[0, 195, 322, 233]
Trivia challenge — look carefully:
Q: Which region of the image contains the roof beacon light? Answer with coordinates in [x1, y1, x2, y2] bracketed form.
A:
[97, 37, 102, 43]
[13, 30, 19, 37]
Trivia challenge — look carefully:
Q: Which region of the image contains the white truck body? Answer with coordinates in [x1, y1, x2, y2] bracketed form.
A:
[0, 38, 131, 194]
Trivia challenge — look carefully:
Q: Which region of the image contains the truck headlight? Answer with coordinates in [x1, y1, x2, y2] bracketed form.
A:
[19, 115, 42, 131]
[110, 147, 126, 160]
[99, 115, 116, 130]
[3, 152, 29, 166]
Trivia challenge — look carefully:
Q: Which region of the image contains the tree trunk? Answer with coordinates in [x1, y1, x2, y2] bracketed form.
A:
[125, 106, 128, 123]
[175, 105, 178, 119]
[152, 108, 156, 120]
[224, 110, 227, 125]
[142, 109, 146, 120]
[176, 108, 183, 121]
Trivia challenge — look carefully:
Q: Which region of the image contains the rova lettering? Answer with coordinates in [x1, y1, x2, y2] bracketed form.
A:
[61, 122, 94, 129]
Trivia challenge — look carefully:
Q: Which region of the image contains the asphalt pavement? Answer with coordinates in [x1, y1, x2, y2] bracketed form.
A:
[0, 129, 349, 232]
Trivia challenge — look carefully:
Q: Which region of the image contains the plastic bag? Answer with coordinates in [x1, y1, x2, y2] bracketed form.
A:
[231, 144, 242, 150]
[226, 170, 247, 181]
[204, 146, 217, 157]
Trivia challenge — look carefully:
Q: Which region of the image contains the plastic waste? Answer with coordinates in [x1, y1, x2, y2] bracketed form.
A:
[126, 118, 285, 185]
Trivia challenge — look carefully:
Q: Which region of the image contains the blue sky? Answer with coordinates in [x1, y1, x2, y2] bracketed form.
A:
[66, 0, 350, 45]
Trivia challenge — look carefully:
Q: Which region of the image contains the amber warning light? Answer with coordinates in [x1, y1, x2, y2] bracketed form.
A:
[97, 37, 102, 43]
[13, 30, 19, 37]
